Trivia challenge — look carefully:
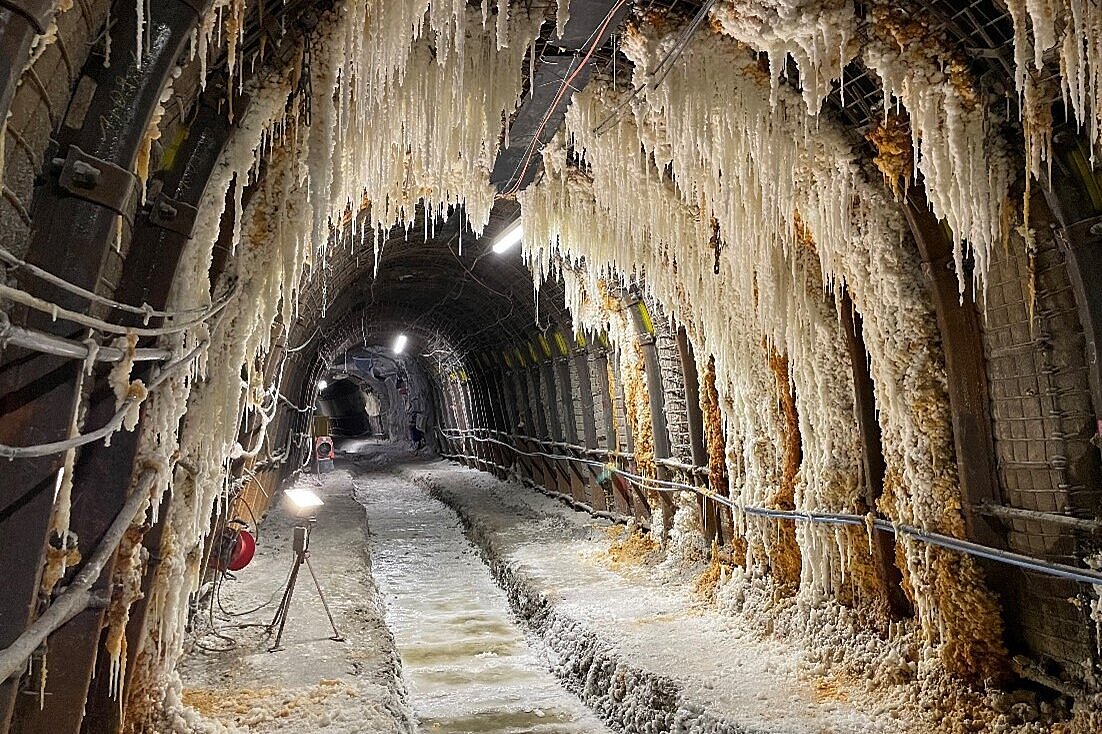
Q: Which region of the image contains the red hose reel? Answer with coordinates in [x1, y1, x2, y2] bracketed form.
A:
[210, 520, 256, 572]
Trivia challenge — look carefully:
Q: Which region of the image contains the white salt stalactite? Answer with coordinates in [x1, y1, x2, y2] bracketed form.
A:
[113, 3, 555, 725]
[864, 12, 1013, 302]
[113, 72, 297, 722]
[521, 18, 1005, 677]
[709, 0, 860, 114]
[555, 0, 569, 39]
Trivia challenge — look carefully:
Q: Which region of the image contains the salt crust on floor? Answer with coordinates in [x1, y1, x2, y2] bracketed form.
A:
[408, 459, 1102, 734]
[173, 469, 414, 733]
[410, 460, 900, 734]
[349, 451, 612, 733]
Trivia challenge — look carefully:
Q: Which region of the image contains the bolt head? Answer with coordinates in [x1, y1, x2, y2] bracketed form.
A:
[70, 160, 101, 186]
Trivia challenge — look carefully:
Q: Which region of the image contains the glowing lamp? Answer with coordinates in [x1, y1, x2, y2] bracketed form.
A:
[317, 379, 328, 390]
[491, 220, 523, 254]
[393, 333, 408, 354]
[284, 488, 324, 514]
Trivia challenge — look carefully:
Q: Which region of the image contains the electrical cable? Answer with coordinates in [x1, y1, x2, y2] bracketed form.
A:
[592, 0, 718, 136]
[0, 312, 174, 363]
[0, 338, 208, 459]
[0, 469, 158, 680]
[196, 572, 239, 652]
[445, 233, 511, 300]
[230, 392, 278, 461]
[215, 564, 291, 618]
[437, 428, 1102, 587]
[0, 280, 237, 338]
[646, 0, 719, 89]
[235, 487, 262, 544]
[498, 0, 630, 197]
[0, 245, 211, 321]
[285, 325, 320, 353]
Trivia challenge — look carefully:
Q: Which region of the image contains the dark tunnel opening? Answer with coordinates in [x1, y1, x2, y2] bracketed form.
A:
[316, 378, 373, 437]
[316, 344, 441, 447]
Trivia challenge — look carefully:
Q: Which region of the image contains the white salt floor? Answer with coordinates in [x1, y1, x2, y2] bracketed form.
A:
[180, 444, 911, 733]
[350, 455, 611, 733]
[406, 460, 911, 734]
[178, 468, 413, 733]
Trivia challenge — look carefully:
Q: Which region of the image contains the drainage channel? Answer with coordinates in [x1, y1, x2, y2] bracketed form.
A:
[353, 470, 611, 734]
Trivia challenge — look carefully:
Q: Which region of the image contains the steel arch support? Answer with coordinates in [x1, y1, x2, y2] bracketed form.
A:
[0, 0, 211, 730]
[903, 189, 1003, 545]
[0, 1, 57, 122]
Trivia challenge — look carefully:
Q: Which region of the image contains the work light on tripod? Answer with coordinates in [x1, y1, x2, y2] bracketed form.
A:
[266, 488, 344, 652]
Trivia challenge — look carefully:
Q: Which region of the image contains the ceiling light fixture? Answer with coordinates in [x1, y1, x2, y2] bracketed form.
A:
[393, 333, 408, 354]
[491, 219, 523, 254]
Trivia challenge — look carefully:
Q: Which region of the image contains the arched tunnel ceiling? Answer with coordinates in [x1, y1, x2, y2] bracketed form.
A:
[296, 199, 577, 371]
[228, 0, 1030, 379]
[272, 0, 1022, 381]
[142, 0, 1033, 380]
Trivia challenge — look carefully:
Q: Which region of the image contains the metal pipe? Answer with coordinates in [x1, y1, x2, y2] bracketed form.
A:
[978, 503, 1102, 532]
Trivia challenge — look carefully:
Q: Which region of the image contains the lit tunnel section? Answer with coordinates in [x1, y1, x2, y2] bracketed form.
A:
[5, 0, 1102, 732]
[314, 336, 452, 446]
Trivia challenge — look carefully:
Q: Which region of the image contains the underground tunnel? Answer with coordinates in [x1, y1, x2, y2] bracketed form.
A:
[4, 0, 1102, 731]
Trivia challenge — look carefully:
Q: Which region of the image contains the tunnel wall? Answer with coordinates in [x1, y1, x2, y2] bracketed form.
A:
[1, 0, 111, 259]
[980, 208, 1102, 677]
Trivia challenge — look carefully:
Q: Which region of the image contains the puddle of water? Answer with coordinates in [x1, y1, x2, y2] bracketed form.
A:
[357, 477, 610, 734]
[420, 707, 588, 734]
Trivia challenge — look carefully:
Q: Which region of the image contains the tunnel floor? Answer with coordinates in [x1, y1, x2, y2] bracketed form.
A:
[351, 452, 611, 733]
[178, 444, 932, 733]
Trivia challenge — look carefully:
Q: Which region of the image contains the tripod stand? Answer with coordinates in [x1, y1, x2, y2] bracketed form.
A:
[267, 521, 345, 652]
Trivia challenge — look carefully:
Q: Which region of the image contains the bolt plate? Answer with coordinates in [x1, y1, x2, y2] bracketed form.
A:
[147, 192, 198, 238]
[56, 145, 137, 223]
